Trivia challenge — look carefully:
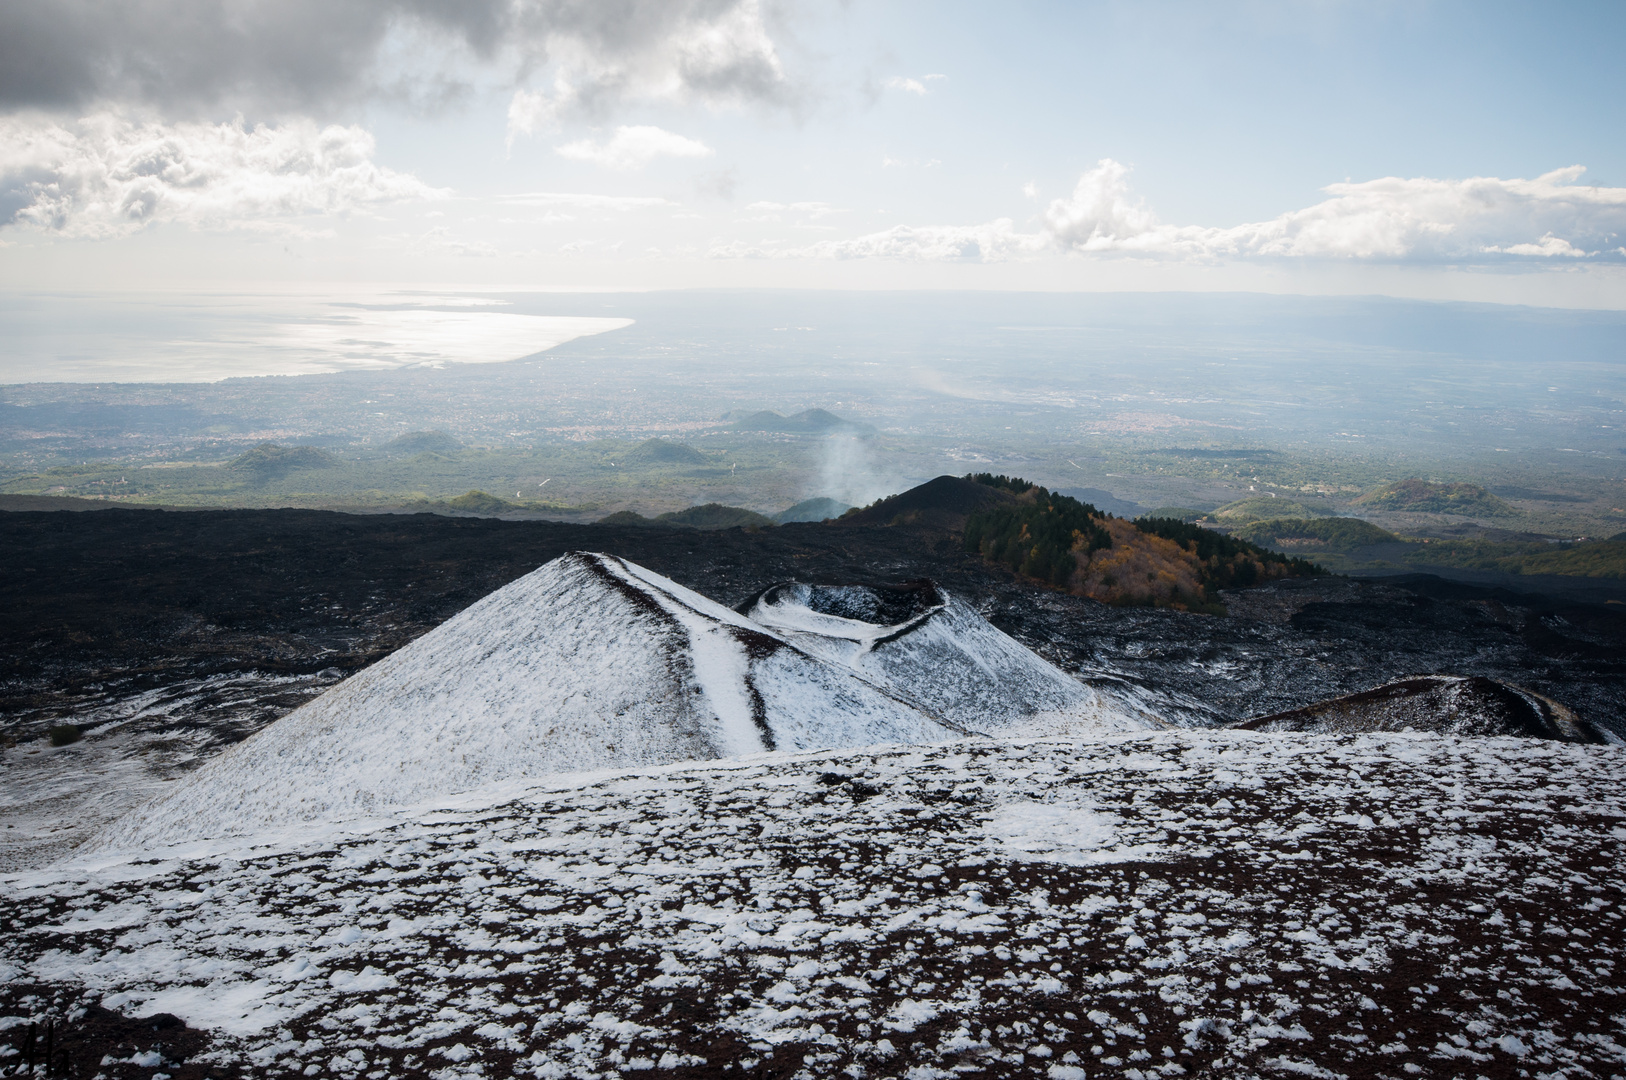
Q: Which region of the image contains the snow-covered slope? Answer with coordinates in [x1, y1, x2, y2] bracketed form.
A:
[10, 733, 1624, 1079]
[746, 581, 1151, 736]
[96, 553, 958, 849]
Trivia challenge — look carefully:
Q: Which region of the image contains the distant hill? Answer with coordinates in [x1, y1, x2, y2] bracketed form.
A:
[840, 474, 1320, 613]
[1231, 516, 1400, 553]
[1356, 479, 1515, 516]
[384, 430, 461, 454]
[1211, 496, 1324, 522]
[658, 504, 774, 528]
[775, 497, 852, 523]
[1399, 537, 1626, 580]
[731, 409, 876, 435]
[228, 443, 339, 480]
[623, 438, 711, 465]
[403, 490, 517, 516]
[598, 504, 774, 529]
[841, 475, 1018, 529]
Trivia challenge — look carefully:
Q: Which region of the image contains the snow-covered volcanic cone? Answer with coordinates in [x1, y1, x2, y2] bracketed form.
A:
[96, 553, 964, 849]
[1238, 673, 1619, 743]
[745, 581, 1151, 736]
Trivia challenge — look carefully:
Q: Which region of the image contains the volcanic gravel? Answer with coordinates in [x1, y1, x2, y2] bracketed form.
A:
[3, 731, 1623, 1079]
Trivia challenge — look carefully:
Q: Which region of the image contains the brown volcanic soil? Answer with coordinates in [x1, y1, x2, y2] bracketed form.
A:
[2, 507, 1625, 746]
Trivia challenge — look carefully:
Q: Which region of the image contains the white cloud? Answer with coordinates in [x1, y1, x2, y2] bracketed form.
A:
[0, 113, 442, 238]
[503, 0, 786, 145]
[746, 200, 841, 218]
[414, 226, 497, 258]
[884, 73, 946, 96]
[500, 191, 676, 210]
[1044, 159, 1626, 261]
[555, 126, 713, 171]
[506, 86, 564, 145]
[1481, 233, 1588, 258]
[705, 160, 1626, 267]
[803, 219, 1046, 261]
[1, 1, 788, 132]
[711, 219, 1047, 262]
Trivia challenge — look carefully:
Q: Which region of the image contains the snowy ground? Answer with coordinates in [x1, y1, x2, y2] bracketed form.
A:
[3, 730, 1624, 1079]
[0, 670, 342, 871]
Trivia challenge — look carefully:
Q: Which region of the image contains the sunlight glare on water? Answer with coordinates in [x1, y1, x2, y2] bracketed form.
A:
[0, 291, 633, 384]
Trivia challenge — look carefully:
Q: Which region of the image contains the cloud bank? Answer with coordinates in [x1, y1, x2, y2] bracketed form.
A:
[0, 0, 788, 122]
[555, 126, 713, 171]
[717, 160, 1626, 265]
[0, 114, 441, 237]
[0, 1, 784, 236]
[1043, 160, 1626, 260]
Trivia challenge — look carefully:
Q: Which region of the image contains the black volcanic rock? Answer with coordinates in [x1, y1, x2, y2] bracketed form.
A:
[1237, 674, 1613, 744]
[3, 507, 1625, 749]
[842, 475, 1017, 529]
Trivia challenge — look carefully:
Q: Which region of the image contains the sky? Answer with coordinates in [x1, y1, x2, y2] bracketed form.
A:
[1, 0, 1625, 306]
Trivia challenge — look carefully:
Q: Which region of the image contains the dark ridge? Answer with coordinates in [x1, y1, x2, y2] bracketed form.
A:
[402, 490, 517, 516]
[656, 504, 773, 529]
[1236, 674, 1610, 744]
[596, 504, 773, 529]
[840, 475, 1017, 528]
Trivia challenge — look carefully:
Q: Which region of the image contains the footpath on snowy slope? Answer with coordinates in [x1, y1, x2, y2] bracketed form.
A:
[92, 553, 1145, 853]
[4, 731, 1622, 1080]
